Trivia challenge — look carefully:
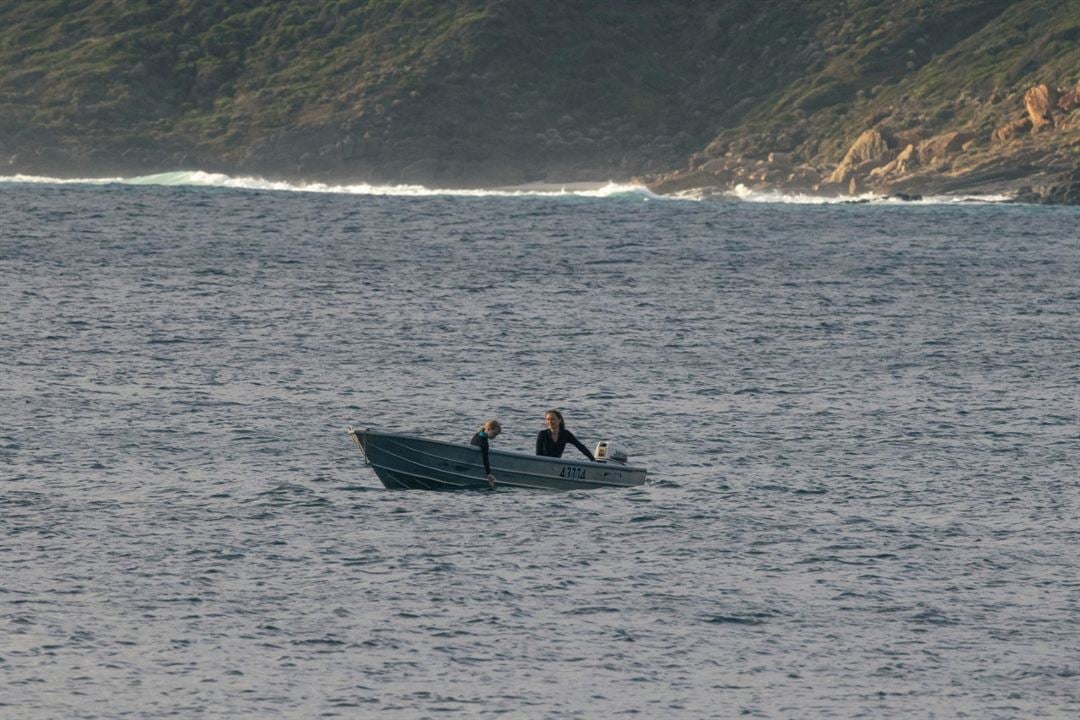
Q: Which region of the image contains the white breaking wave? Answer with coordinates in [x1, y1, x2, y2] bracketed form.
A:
[0, 171, 1018, 204]
[718, 183, 1014, 205]
[0, 170, 660, 200]
[0, 173, 126, 185]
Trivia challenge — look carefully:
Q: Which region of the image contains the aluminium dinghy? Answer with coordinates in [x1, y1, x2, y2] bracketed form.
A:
[347, 427, 646, 491]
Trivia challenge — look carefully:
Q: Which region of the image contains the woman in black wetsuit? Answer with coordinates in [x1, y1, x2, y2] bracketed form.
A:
[471, 419, 502, 488]
[536, 409, 594, 461]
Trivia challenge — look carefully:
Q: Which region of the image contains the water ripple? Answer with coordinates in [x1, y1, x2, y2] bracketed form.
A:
[1, 185, 1078, 718]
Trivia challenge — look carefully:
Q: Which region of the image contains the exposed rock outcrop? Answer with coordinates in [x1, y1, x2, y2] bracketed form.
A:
[825, 129, 891, 186]
[1056, 80, 1080, 129]
[1014, 169, 1080, 204]
[869, 144, 918, 179]
[1024, 84, 1059, 130]
[1059, 81, 1080, 114]
[825, 129, 974, 190]
[992, 116, 1032, 144]
[917, 131, 974, 165]
[646, 76, 1079, 204]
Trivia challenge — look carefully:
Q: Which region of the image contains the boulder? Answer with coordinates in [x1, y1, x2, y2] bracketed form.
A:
[646, 169, 721, 195]
[1024, 84, 1059, 130]
[917, 131, 974, 164]
[992, 116, 1031, 144]
[1054, 82, 1080, 129]
[826, 130, 891, 185]
[869, 143, 918, 178]
[1058, 80, 1080, 114]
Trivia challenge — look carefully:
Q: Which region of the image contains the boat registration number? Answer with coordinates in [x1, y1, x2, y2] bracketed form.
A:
[559, 466, 586, 480]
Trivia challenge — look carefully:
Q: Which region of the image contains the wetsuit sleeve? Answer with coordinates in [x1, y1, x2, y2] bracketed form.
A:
[536, 430, 545, 456]
[479, 435, 491, 474]
[472, 432, 492, 474]
[565, 430, 594, 461]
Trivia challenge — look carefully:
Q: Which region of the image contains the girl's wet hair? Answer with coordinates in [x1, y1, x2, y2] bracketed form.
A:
[545, 409, 565, 429]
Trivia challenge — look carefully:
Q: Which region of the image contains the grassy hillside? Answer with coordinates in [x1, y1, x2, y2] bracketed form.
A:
[697, 0, 1080, 168]
[1, 0, 1077, 195]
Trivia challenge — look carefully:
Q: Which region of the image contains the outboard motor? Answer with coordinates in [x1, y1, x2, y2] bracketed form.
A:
[594, 441, 629, 465]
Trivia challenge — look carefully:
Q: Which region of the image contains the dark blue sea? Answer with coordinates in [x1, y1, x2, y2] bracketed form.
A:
[2, 176, 1078, 719]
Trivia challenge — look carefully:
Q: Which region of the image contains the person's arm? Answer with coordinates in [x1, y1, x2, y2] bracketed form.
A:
[478, 435, 491, 474]
[536, 430, 545, 456]
[565, 429, 594, 461]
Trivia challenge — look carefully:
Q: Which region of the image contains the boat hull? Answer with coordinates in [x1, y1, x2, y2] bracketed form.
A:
[347, 428, 647, 491]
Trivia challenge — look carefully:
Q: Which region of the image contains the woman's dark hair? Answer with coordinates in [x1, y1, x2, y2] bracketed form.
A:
[545, 409, 565, 430]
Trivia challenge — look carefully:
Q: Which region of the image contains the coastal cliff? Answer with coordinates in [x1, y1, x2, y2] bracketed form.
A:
[1, 1, 1077, 202]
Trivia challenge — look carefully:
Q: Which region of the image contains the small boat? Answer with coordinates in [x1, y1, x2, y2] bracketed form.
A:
[347, 427, 647, 491]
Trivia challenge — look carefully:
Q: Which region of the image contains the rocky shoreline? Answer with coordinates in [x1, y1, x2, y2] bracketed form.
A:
[5, 82, 1078, 205]
[645, 81, 1080, 205]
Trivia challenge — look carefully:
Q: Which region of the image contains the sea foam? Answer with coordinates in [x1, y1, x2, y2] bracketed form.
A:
[0, 170, 658, 200]
[719, 182, 1013, 204]
[0, 171, 1014, 203]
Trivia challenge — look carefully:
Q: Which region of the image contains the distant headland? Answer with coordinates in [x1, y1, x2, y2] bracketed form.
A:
[2, 1, 1077, 203]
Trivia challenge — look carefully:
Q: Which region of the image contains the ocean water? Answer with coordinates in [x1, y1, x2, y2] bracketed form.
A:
[1, 176, 1078, 719]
